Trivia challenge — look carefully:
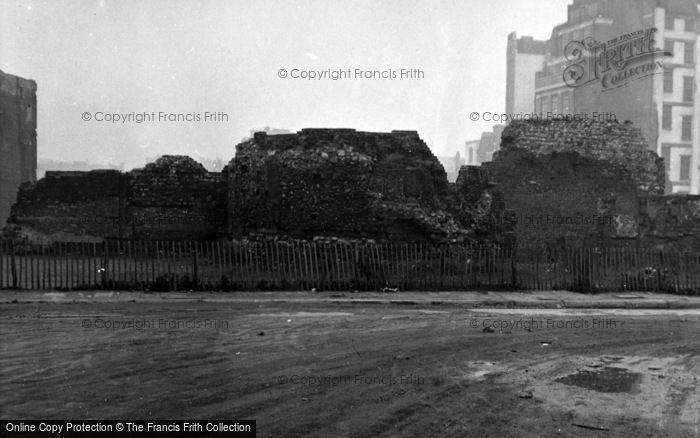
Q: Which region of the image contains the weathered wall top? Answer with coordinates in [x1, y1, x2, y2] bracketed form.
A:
[229, 128, 461, 241]
[500, 120, 665, 195]
[139, 155, 208, 174]
[228, 128, 509, 242]
[245, 129, 427, 156]
[6, 156, 226, 242]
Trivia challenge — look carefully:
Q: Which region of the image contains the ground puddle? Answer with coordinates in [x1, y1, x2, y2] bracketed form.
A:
[555, 366, 641, 393]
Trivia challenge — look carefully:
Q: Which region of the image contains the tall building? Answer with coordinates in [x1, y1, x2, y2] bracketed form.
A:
[476, 125, 506, 164]
[506, 33, 548, 114]
[515, 0, 699, 194]
[655, 1, 700, 194]
[0, 70, 37, 227]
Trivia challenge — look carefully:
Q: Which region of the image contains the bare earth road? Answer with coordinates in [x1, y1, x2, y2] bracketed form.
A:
[1, 294, 699, 437]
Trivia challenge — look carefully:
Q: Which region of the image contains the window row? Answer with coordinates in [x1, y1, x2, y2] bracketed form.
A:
[663, 40, 694, 64]
[663, 72, 694, 102]
[662, 107, 694, 141]
[665, 15, 696, 32]
[535, 91, 573, 114]
[662, 150, 692, 182]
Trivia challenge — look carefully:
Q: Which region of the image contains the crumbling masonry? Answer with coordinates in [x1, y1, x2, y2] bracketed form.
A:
[4, 122, 700, 251]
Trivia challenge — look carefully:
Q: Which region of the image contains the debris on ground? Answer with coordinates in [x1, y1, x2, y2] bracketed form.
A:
[572, 423, 609, 431]
[518, 390, 533, 399]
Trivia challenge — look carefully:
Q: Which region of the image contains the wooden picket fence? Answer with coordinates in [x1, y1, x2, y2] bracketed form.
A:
[0, 239, 699, 293]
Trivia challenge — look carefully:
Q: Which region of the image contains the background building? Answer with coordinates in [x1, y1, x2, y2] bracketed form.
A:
[506, 33, 548, 114]
[477, 125, 506, 164]
[0, 70, 37, 227]
[655, 1, 700, 194]
[520, 0, 699, 194]
[437, 152, 465, 182]
[464, 139, 481, 165]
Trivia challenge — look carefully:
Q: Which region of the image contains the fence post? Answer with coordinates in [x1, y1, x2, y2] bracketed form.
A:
[101, 241, 107, 289]
[511, 245, 517, 289]
[193, 241, 199, 285]
[353, 243, 360, 290]
[10, 240, 17, 289]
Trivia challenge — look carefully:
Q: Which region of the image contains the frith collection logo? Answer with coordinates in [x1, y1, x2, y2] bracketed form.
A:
[563, 28, 668, 91]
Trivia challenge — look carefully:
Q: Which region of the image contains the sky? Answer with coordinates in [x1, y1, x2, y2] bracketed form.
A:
[1, 0, 569, 169]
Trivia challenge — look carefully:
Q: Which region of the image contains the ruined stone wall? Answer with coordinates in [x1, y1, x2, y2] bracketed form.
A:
[228, 129, 471, 241]
[454, 165, 514, 241]
[638, 195, 700, 251]
[487, 119, 700, 250]
[0, 70, 37, 228]
[8, 170, 125, 241]
[127, 156, 227, 240]
[484, 149, 640, 246]
[5, 130, 511, 244]
[500, 120, 665, 195]
[5, 156, 226, 242]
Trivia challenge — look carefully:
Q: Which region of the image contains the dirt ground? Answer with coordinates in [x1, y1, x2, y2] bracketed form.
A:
[1, 296, 699, 437]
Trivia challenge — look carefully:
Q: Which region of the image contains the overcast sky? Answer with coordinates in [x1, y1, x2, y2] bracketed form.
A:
[1, 0, 568, 169]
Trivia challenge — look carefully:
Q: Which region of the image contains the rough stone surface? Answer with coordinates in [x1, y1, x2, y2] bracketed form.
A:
[9, 122, 697, 249]
[127, 156, 226, 240]
[4, 131, 511, 243]
[454, 165, 515, 241]
[4, 156, 226, 242]
[499, 120, 665, 195]
[228, 129, 505, 242]
[487, 119, 700, 250]
[484, 149, 640, 246]
[638, 195, 700, 251]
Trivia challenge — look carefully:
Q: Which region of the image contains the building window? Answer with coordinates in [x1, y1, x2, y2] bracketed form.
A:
[683, 76, 694, 102]
[682, 115, 692, 141]
[664, 69, 673, 92]
[541, 96, 550, 113]
[665, 14, 674, 30]
[664, 40, 674, 55]
[551, 94, 560, 113]
[535, 96, 541, 113]
[685, 19, 695, 32]
[680, 155, 691, 181]
[662, 105, 672, 130]
[685, 42, 694, 64]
